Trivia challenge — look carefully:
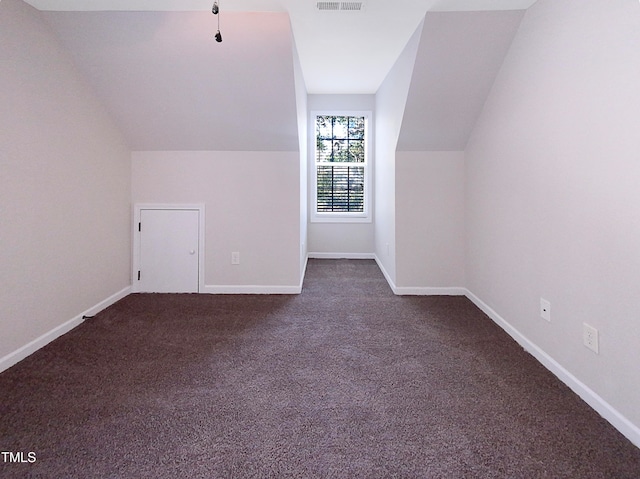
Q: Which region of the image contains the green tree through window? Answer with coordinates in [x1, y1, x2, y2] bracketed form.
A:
[316, 115, 366, 213]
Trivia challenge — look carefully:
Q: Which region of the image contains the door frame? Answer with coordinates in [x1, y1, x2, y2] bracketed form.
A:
[132, 203, 205, 293]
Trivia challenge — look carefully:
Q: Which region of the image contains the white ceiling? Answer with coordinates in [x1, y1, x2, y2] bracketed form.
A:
[40, 9, 302, 151]
[19, 0, 536, 150]
[397, 10, 524, 150]
[25, 0, 537, 94]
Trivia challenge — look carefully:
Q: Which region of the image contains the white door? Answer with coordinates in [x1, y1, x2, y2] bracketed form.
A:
[138, 208, 200, 293]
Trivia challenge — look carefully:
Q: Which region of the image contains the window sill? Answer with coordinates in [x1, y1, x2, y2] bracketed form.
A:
[311, 214, 372, 224]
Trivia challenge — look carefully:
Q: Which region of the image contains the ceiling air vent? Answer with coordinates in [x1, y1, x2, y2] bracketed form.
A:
[340, 2, 363, 11]
[317, 2, 340, 10]
[316, 2, 364, 11]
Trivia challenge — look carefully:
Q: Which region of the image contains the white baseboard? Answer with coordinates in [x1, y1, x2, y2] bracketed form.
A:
[300, 254, 309, 290]
[371, 254, 398, 295]
[0, 285, 131, 374]
[308, 252, 376, 259]
[203, 284, 302, 294]
[394, 286, 467, 296]
[373, 255, 464, 296]
[201, 256, 309, 296]
[374, 255, 397, 293]
[465, 289, 640, 449]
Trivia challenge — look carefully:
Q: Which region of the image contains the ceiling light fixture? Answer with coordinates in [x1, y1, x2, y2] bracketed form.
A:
[212, 1, 222, 43]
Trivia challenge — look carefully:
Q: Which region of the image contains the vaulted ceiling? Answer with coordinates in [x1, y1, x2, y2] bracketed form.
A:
[41, 10, 302, 151]
[397, 9, 524, 151]
[21, 0, 536, 150]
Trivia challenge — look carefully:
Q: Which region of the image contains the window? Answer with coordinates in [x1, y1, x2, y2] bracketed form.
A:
[312, 113, 370, 222]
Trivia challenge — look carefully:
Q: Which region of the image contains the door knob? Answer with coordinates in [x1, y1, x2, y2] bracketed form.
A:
[189, 250, 196, 255]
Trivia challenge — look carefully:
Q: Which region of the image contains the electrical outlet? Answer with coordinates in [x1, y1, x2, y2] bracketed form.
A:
[540, 298, 551, 322]
[231, 251, 240, 265]
[583, 323, 599, 354]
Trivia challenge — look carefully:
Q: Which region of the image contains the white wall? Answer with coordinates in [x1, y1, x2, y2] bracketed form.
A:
[0, 0, 131, 366]
[293, 41, 309, 275]
[307, 94, 376, 256]
[465, 0, 640, 438]
[374, 20, 425, 284]
[131, 151, 301, 292]
[396, 151, 465, 291]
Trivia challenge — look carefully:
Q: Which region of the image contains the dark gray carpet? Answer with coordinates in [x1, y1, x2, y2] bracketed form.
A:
[1, 259, 639, 478]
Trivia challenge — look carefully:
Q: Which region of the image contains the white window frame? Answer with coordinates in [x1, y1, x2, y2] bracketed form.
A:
[310, 110, 372, 223]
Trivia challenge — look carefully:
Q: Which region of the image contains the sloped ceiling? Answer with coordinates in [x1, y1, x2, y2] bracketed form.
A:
[20, 0, 537, 151]
[28, 0, 537, 95]
[42, 10, 300, 151]
[397, 10, 525, 151]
